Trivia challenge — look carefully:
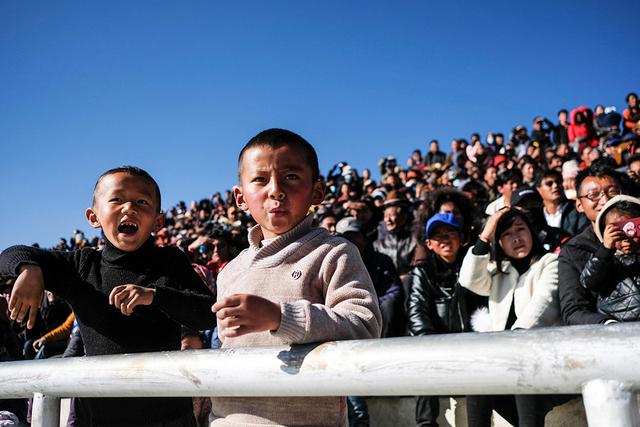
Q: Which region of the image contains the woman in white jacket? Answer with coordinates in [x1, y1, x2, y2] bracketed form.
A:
[459, 208, 566, 427]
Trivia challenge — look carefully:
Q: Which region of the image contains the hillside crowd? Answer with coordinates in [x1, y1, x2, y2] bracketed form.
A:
[2, 92, 640, 427]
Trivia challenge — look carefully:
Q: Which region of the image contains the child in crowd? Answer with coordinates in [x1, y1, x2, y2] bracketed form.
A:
[210, 128, 382, 426]
[581, 195, 640, 322]
[1, 166, 216, 427]
[407, 213, 486, 427]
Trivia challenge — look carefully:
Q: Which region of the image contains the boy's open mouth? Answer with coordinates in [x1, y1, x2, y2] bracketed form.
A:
[118, 222, 139, 235]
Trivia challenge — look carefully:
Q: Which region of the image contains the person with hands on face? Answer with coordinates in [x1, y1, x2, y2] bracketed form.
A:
[580, 195, 640, 323]
[0, 166, 216, 427]
[210, 129, 381, 427]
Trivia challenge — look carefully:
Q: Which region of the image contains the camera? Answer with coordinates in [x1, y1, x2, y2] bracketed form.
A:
[617, 217, 640, 238]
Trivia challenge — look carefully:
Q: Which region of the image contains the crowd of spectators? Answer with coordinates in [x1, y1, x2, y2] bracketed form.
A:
[2, 92, 640, 426]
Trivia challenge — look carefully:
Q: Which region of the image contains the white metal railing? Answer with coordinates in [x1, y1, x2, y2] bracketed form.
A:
[1, 323, 640, 426]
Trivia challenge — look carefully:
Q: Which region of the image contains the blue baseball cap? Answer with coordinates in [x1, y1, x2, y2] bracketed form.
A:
[425, 213, 461, 238]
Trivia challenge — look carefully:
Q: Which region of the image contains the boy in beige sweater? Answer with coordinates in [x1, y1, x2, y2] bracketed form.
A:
[210, 128, 382, 426]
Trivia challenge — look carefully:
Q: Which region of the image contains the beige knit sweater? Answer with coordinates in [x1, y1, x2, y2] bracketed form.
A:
[210, 214, 382, 426]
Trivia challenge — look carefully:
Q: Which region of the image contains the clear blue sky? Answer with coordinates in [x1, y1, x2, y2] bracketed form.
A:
[1, 1, 638, 248]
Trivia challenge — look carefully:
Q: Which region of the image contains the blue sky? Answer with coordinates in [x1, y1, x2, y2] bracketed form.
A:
[1, 1, 639, 248]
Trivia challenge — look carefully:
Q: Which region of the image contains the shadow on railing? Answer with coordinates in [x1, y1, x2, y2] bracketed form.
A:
[2, 323, 640, 426]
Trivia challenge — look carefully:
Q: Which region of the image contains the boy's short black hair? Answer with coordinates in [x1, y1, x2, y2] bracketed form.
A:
[238, 128, 320, 182]
[93, 166, 162, 212]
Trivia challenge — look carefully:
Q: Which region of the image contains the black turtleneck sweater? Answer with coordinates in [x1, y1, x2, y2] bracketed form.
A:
[0, 239, 216, 426]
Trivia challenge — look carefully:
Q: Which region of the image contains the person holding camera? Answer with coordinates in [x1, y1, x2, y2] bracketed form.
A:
[580, 195, 640, 323]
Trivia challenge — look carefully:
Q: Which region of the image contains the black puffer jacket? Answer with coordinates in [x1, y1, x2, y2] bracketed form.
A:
[559, 200, 590, 237]
[580, 245, 640, 322]
[559, 226, 613, 325]
[407, 250, 487, 335]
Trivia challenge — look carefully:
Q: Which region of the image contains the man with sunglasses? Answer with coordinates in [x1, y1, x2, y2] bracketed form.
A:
[558, 161, 627, 325]
[535, 169, 589, 237]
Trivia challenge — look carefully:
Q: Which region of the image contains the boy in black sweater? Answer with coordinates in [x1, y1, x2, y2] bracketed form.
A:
[1, 166, 216, 427]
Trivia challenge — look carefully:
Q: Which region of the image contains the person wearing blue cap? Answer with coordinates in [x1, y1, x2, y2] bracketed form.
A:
[407, 212, 487, 427]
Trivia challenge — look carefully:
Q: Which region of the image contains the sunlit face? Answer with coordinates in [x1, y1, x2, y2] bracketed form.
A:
[233, 145, 324, 239]
[86, 173, 164, 252]
[537, 176, 564, 203]
[499, 217, 533, 260]
[575, 176, 621, 222]
[383, 205, 407, 232]
[499, 179, 519, 200]
[484, 167, 497, 186]
[522, 163, 536, 181]
[629, 161, 640, 177]
[559, 111, 568, 123]
[426, 224, 462, 264]
[234, 145, 324, 240]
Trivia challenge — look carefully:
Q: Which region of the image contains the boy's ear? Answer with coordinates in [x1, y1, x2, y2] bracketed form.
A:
[85, 208, 101, 229]
[233, 186, 248, 211]
[311, 180, 325, 206]
[575, 198, 585, 213]
[154, 212, 165, 232]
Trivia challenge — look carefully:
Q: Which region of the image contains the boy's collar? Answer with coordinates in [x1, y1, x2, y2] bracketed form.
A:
[102, 236, 155, 264]
[248, 214, 315, 251]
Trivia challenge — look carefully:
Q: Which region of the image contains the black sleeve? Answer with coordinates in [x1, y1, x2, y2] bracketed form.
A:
[472, 239, 491, 256]
[407, 267, 439, 336]
[0, 245, 87, 301]
[579, 245, 615, 294]
[558, 244, 612, 325]
[150, 247, 217, 331]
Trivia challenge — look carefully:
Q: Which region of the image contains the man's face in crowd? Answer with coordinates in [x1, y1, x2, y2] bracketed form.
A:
[559, 111, 568, 124]
[628, 160, 640, 181]
[383, 205, 407, 232]
[575, 176, 621, 222]
[319, 215, 337, 235]
[484, 167, 497, 186]
[522, 163, 536, 182]
[499, 179, 519, 200]
[537, 175, 564, 204]
[430, 141, 439, 153]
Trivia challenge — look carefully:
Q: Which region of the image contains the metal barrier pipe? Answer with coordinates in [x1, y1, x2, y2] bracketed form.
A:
[31, 393, 60, 427]
[582, 380, 640, 427]
[1, 324, 639, 400]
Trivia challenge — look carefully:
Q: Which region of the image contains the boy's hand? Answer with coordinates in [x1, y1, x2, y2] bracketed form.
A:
[109, 285, 155, 316]
[212, 293, 281, 338]
[603, 223, 626, 250]
[9, 264, 44, 329]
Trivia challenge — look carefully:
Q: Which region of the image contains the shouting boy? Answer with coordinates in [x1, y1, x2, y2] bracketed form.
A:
[211, 128, 382, 426]
[1, 166, 216, 427]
